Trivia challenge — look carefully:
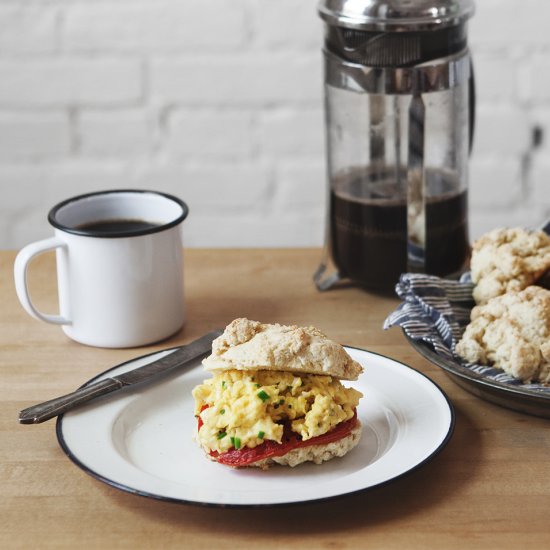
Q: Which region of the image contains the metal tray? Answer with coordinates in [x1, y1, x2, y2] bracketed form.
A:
[405, 333, 550, 419]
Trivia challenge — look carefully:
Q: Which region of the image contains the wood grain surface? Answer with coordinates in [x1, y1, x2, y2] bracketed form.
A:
[1, 249, 549, 549]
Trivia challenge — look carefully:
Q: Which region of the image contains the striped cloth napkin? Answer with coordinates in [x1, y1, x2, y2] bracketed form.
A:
[383, 273, 550, 391]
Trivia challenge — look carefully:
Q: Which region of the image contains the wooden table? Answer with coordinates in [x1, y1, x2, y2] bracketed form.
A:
[1, 249, 549, 549]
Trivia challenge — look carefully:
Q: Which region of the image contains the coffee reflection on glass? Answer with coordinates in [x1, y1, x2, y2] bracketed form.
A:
[329, 167, 470, 290]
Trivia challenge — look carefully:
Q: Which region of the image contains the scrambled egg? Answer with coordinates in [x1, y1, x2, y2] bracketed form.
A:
[192, 370, 362, 454]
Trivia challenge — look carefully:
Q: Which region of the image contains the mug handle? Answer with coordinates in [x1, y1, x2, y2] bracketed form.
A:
[14, 237, 70, 325]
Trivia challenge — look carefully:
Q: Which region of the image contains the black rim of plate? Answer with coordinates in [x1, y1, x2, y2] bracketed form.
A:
[56, 345, 455, 508]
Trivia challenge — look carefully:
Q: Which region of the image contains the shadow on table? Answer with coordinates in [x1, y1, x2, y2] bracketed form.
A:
[103, 400, 482, 539]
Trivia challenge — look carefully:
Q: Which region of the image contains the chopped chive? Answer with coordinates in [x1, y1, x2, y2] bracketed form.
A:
[217, 432, 227, 439]
[257, 390, 270, 402]
[230, 436, 241, 449]
[254, 383, 261, 388]
[279, 399, 285, 404]
[220, 408, 225, 415]
[258, 431, 265, 439]
[221, 380, 226, 389]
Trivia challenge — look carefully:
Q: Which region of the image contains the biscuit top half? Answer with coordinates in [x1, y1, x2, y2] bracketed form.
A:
[470, 227, 550, 304]
[202, 318, 364, 381]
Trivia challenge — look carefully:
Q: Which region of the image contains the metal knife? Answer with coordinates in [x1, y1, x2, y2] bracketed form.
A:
[18, 329, 222, 425]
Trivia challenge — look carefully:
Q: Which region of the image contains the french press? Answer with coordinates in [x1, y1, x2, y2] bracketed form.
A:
[315, 0, 475, 291]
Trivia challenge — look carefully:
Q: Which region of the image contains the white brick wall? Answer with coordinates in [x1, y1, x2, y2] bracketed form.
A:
[0, 58, 143, 106]
[0, 111, 71, 159]
[78, 110, 152, 158]
[1, 0, 549, 251]
[167, 109, 255, 159]
[64, 2, 248, 52]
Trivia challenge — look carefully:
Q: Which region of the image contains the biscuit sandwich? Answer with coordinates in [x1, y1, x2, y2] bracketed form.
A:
[192, 318, 363, 469]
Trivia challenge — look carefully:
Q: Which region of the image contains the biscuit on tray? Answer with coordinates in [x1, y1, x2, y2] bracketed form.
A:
[470, 227, 550, 305]
[455, 286, 550, 384]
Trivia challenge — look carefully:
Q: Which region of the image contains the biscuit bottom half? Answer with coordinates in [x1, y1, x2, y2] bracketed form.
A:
[455, 285, 550, 383]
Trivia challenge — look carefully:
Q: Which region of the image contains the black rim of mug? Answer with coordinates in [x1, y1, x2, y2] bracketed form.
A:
[47, 189, 189, 238]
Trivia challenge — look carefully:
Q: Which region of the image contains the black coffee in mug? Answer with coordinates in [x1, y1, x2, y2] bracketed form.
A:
[76, 219, 161, 236]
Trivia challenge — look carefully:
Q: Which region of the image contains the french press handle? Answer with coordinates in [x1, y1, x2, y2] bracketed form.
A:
[468, 53, 476, 155]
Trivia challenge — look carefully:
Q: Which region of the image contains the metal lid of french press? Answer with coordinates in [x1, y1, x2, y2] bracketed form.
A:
[319, 0, 475, 67]
[318, 0, 475, 31]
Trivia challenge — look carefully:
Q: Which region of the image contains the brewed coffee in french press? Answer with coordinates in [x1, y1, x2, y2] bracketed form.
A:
[315, 0, 475, 291]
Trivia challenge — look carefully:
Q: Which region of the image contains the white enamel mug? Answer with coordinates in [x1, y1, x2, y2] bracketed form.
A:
[14, 190, 188, 348]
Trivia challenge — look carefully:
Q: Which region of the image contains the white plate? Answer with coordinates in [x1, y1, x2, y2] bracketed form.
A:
[56, 347, 454, 507]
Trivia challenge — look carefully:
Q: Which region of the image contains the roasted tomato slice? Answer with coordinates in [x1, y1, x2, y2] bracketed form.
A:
[198, 409, 358, 467]
[196, 404, 209, 431]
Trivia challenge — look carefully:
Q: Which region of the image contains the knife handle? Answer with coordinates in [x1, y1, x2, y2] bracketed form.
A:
[19, 378, 122, 424]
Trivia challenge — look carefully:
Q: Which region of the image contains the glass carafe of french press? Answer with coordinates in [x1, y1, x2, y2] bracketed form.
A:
[315, 0, 475, 291]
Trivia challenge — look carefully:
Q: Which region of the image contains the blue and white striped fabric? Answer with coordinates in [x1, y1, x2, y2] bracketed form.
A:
[384, 273, 550, 391]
